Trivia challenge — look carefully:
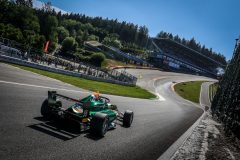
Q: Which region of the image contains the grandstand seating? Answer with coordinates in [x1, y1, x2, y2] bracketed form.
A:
[149, 38, 225, 77]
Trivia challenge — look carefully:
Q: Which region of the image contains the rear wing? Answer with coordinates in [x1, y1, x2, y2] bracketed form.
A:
[48, 91, 90, 118]
[48, 91, 92, 110]
[48, 91, 83, 105]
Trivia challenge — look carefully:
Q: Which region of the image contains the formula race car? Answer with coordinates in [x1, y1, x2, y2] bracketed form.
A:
[41, 91, 134, 136]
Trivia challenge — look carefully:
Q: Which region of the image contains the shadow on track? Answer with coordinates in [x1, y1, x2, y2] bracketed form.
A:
[28, 116, 85, 141]
[28, 116, 117, 141]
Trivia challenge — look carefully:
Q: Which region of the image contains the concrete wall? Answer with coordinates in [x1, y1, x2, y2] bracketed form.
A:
[0, 54, 135, 86]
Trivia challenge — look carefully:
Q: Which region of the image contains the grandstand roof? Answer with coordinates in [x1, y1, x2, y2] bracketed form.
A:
[152, 38, 225, 67]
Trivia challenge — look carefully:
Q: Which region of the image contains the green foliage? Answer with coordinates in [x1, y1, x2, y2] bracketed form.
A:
[102, 36, 122, 48]
[211, 43, 240, 137]
[61, 37, 77, 53]
[46, 15, 58, 30]
[57, 26, 69, 43]
[121, 43, 146, 55]
[75, 36, 83, 47]
[1, 1, 39, 33]
[90, 52, 106, 67]
[33, 34, 46, 49]
[45, 15, 58, 42]
[0, 0, 150, 55]
[136, 26, 149, 47]
[0, 23, 23, 42]
[61, 19, 80, 30]
[82, 30, 89, 41]
[88, 34, 99, 41]
[48, 41, 58, 53]
[77, 29, 83, 36]
[81, 23, 94, 32]
[81, 50, 94, 56]
[57, 13, 148, 48]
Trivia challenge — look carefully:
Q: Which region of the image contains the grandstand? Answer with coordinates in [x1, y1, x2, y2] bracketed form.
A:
[148, 38, 226, 77]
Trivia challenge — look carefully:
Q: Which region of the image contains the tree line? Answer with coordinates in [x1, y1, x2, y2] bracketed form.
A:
[0, 0, 149, 50]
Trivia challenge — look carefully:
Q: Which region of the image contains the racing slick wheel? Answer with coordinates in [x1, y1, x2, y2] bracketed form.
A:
[41, 99, 62, 118]
[123, 110, 134, 127]
[41, 98, 52, 118]
[90, 113, 109, 137]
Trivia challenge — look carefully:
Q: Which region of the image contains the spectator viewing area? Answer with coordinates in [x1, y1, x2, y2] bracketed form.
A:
[0, 37, 137, 86]
[148, 38, 226, 77]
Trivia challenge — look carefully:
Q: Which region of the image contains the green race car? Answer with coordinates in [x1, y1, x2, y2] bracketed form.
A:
[41, 91, 134, 136]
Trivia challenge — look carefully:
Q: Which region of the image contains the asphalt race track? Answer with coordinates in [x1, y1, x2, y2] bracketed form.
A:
[0, 63, 215, 160]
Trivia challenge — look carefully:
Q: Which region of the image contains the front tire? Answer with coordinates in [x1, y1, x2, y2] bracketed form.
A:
[90, 113, 109, 137]
[123, 110, 134, 127]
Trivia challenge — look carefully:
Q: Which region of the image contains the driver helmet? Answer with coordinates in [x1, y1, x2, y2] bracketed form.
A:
[92, 91, 100, 100]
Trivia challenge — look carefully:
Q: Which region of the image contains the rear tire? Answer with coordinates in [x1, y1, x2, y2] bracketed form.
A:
[123, 110, 134, 127]
[90, 113, 109, 137]
[41, 99, 52, 118]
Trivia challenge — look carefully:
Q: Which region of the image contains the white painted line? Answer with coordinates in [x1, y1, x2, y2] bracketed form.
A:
[156, 93, 166, 101]
[152, 77, 167, 102]
[0, 80, 89, 94]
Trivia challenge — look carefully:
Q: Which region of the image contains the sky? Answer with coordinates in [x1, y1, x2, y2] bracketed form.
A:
[35, 0, 240, 60]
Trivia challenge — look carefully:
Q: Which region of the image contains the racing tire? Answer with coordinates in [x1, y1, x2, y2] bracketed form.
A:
[90, 113, 109, 137]
[123, 110, 134, 127]
[41, 99, 52, 118]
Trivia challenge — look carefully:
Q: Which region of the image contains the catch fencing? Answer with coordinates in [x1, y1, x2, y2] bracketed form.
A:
[211, 38, 240, 138]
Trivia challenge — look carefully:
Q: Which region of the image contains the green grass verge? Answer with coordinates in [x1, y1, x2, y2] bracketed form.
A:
[174, 81, 205, 103]
[11, 64, 156, 99]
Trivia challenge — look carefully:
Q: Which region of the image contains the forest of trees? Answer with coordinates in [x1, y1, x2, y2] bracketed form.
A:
[0, 0, 148, 50]
[156, 31, 227, 65]
[0, 0, 226, 66]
